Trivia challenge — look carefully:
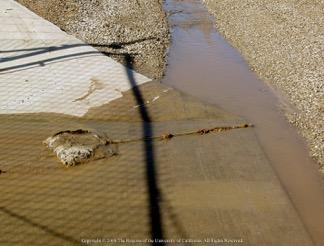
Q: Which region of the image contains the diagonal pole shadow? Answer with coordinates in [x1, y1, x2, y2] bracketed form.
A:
[0, 50, 110, 73]
[0, 38, 156, 62]
[0, 207, 79, 245]
[123, 54, 165, 245]
[0, 39, 156, 73]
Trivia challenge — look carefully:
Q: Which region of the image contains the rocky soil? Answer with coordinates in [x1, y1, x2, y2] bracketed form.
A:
[203, 0, 324, 168]
[17, 0, 170, 79]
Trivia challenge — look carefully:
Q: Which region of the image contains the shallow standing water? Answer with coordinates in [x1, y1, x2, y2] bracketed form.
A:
[162, 0, 324, 244]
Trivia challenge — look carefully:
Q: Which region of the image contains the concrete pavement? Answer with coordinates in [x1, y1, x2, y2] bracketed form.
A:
[0, 0, 150, 116]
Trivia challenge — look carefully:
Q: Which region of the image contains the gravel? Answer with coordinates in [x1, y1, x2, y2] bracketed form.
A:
[203, 0, 324, 168]
[16, 0, 170, 79]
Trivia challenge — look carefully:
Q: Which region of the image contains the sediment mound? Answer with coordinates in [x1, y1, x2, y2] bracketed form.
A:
[44, 129, 116, 166]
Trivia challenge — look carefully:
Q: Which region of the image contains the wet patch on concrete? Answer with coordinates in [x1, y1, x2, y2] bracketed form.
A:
[0, 82, 313, 245]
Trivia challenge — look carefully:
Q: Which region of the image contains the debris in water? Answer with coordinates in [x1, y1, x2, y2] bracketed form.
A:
[45, 124, 253, 167]
[160, 133, 174, 140]
[132, 95, 160, 109]
[152, 96, 160, 102]
[44, 129, 116, 167]
[197, 129, 211, 135]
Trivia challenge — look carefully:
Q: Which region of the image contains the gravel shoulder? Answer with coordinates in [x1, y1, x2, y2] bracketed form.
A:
[16, 0, 170, 79]
[203, 0, 324, 168]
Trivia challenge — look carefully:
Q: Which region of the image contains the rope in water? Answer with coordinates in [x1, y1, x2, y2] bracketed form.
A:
[51, 123, 254, 148]
[107, 123, 253, 144]
[0, 124, 254, 172]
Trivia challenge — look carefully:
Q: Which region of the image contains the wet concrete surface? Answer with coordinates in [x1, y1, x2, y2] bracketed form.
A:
[162, 0, 324, 245]
[0, 82, 314, 245]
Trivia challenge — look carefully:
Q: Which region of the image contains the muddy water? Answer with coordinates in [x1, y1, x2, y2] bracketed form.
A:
[162, 0, 324, 244]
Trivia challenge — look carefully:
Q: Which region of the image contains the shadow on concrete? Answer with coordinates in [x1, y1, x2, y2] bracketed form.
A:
[0, 207, 79, 245]
[123, 54, 165, 245]
[0, 37, 156, 55]
[0, 38, 155, 73]
[0, 43, 183, 245]
[0, 37, 157, 74]
[0, 41, 146, 74]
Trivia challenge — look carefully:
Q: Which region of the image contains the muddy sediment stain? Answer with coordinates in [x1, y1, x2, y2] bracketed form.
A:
[0, 82, 314, 245]
[72, 78, 105, 103]
[0, 82, 242, 173]
[162, 0, 324, 244]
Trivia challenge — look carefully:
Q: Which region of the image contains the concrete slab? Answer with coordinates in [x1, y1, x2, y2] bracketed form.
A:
[0, 0, 150, 116]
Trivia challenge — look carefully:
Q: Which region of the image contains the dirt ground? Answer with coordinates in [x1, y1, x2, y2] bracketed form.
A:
[16, 0, 170, 79]
[203, 0, 324, 168]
